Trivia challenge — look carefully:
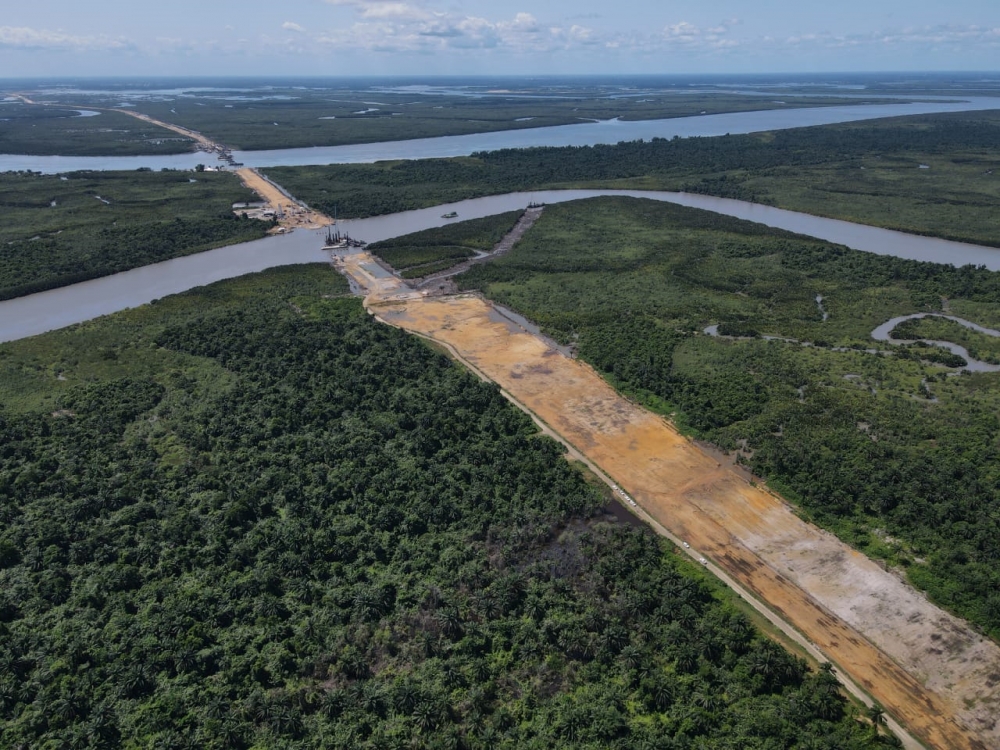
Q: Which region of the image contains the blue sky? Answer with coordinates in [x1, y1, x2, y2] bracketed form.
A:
[1, 0, 998, 77]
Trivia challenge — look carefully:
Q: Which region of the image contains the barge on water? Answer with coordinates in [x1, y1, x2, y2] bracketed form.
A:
[323, 225, 365, 250]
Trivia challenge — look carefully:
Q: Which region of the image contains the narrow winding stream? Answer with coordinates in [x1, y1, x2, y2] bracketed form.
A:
[706, 311, 1000, 373]
[871, 313, 1000, 373]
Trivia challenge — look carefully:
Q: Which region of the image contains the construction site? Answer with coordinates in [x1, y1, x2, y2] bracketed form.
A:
[326, 214, 1000, 750]
[232, 167, 332, 231]
[13, 86, 1000, 747]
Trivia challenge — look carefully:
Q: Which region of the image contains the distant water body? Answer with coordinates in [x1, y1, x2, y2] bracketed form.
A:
[2, 97, 999, 173]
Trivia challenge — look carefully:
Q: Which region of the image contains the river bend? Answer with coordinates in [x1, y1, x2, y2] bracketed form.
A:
[3, 189, 1000, 343]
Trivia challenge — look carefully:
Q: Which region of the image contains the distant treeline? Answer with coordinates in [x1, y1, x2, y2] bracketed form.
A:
[265, 111, 1000, 228]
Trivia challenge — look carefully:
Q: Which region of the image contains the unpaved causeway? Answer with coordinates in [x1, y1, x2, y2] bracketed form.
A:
[370, 292, 1000, 750]
[235, 168, 332, 230]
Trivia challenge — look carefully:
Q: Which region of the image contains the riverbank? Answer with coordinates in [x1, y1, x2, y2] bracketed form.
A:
[5, 96, 1000, 173]
[5, 188, 1000, 342]
[0, 169, 266, 302]
[235, 168, 332, 230]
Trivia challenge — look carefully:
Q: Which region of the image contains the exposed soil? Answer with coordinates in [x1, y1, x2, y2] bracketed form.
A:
[366, 292, 1000, 750]
[235, 168, 332, 231]
[111, 109, 216, 151]
[331, 212, 1000, 749]
[410, 205, 545, 290]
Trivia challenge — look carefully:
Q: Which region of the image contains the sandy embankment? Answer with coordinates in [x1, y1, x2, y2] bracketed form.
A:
[112, 109, 217, 151]
[108, 110, 332, 231]
[355, 280, 999, 750]
[234, 168, 331, 231]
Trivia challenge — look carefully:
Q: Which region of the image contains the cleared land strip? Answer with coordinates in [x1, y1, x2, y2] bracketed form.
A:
[110, 109, 216, 151]
[104, 109, 333, 230]
[14, 101, 329, 232]
[412, 205, 545, 287]
[368, 292, 1000, 750]
[234, 168, 332, 230]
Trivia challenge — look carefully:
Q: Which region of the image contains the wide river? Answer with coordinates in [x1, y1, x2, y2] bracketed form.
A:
[3, 189, 1000, 343]
[2, 97, 999, 173]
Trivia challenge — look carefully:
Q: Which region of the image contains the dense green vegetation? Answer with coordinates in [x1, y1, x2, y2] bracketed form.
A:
[9, 82, 885, 152]
[128, 93, 886, 151]
[0, 265, 888, 748]
[891, 316, 1000, 365]
[456, 196, 1000, 639]
[0, 170, 266, 300]
[268, 110, 1000, 244]
[0, 103, 193, 156]
[368, 211, 522, 275]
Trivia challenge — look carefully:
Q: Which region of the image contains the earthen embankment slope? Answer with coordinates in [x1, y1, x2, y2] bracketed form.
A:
[372, 293, 999, 750]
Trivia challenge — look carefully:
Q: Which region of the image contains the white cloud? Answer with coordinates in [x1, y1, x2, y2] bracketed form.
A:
[662, 20, 739, 51]
[504, 13, 540, 34]
[312, 0, 754, 58]
[361, 3, 428, 20]
[282, 22, 305, 33]
[305, 7, 989, 63]
[314, 5, 611, 55]
[783, 24, 1000, 51]
[0, 26, 132, 51]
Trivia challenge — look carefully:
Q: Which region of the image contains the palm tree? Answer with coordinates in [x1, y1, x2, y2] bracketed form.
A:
[866, 702, 886, 737]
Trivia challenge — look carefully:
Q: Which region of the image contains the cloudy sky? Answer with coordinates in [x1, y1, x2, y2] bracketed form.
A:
[1, 0, 998, 77]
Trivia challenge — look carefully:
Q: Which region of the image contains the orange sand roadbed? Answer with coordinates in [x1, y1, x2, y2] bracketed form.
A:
[235, 168, 332, 230]
[372, 292, 1000, 750]
[111, 109, 216, 150]
[11, 96, 213, 150]
[14, 100, 328, 231]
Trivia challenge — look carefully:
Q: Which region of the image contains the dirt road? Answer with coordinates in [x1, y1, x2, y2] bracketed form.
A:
[235, 168, 332, 230]
[110, 109, 216, 151]
[11, 94, 332, 233]
[107, 107, 333, 230]
[412, 205, 545, 287]
[14, 95, 212, 150]
[363, 290, 999, 750]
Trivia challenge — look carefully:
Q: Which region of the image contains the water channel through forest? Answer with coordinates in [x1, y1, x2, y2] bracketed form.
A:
[5, 95, 1000, 358]
[5, 96, 1000, 749]
[3, 96, 1000, 173]
[3, 188, 1000, 343]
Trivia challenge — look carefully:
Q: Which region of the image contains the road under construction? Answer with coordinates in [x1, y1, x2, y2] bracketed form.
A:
[12, 95, 328, 232]
[10, 95, 1000, 748]
[330, 214, 1000, 750]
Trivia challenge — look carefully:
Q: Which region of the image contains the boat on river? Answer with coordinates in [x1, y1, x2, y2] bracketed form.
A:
[441, 211, 458, 219]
